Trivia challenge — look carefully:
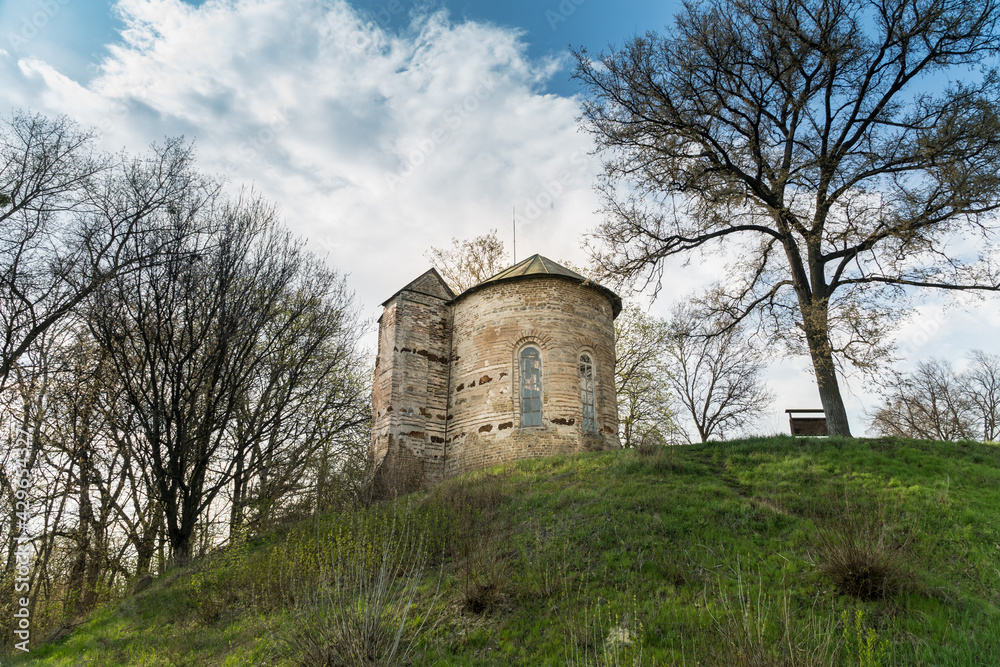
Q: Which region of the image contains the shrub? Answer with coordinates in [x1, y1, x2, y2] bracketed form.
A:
[186, 543, 266, 623]
[635, 439, 660, 457]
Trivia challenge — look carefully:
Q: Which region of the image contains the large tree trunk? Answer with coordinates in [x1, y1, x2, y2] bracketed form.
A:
[783, 233, 854, 438]
[134, 516, 160, 578]
[67, 448, 95, 617]
[169, 528, 192, 568]
[801, 300, 852, 437]
[65, 528, 89, 617]
[810, 344, 852, 437]
[166, 498, 197, 568]
[82, 514, 107, 613]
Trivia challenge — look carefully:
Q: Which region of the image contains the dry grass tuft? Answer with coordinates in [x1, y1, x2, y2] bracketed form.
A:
[707, 562, 837, 667]
[430, 470, 515, 615]
[279, 509, 440, 666]
[814, 487, 910, 601]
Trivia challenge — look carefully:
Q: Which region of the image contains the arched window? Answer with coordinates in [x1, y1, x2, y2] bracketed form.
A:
[519, 346, 542, 427]
[580, 353, 595, 433]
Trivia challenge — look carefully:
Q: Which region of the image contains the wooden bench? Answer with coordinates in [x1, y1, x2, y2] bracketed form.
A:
[785, 409, 828, 436]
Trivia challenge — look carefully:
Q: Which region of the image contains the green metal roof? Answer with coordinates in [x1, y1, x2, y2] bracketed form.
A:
[479, 254, 588, 284]
[458, 254, 622, 318]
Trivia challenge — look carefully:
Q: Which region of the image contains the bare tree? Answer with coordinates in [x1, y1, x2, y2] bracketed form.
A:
[614, 303, 678, 447]
[44, 329, 116, 618]
[963, 350, 1000, 442]
[575, 0, 1000, 436]
[665, 303, 774, 442]
[424, 229, 507, 293]
[870, 358, 975, 440]
[872, 351, 1000, 442]
[0, 112, 370, 644]
[225, 256, 370, 534]
[0, 323, 61, 648]
[89, 192, 366, 565]
[0, 112, 211, 395]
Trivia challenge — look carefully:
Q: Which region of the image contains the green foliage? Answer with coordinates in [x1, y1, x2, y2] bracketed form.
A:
[842, 609, 891, 667]
[11, 436, 1000, 666]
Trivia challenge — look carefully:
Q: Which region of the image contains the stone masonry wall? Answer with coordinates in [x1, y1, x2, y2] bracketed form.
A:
[443, 276, 619, 477]
[371, 272, 453, 488]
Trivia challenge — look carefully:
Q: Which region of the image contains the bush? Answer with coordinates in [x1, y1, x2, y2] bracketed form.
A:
[635, 440, 660, 457]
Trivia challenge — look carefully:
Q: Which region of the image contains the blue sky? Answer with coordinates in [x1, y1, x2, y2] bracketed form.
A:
[1, 0, 677, 93]
[2, 0, 997, 438]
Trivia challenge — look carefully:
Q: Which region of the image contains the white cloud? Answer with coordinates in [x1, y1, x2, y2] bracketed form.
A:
[5, 0, 998, 434]
[5, 0, 604, 321]
[17, 57, 108, 113]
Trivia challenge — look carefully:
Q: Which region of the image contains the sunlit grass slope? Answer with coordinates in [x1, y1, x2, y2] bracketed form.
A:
[11, 435, 1000, 666]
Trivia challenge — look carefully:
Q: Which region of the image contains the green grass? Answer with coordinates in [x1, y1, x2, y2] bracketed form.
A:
[9, 435, 1000, 665]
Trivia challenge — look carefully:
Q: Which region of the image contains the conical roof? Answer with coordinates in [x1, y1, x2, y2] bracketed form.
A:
[478, 254, 588, 284]
[458, 254, 622, 318]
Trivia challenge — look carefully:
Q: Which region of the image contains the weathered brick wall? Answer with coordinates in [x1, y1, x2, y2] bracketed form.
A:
[444, 276, 620, 477]
[371, 272, 453, 488]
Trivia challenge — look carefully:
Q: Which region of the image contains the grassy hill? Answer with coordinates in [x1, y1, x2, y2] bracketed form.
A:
[9, 435, 1000, 666]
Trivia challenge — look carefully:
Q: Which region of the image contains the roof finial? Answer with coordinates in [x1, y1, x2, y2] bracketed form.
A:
[512, 206, 517, 265]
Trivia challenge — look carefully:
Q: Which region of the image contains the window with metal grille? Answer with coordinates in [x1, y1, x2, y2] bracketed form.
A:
[579, 353, 596, 433]
[520, 346, 542, 427]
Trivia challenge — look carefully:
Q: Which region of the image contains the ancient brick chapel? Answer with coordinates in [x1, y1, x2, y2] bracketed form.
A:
[370, 254, 622, 489]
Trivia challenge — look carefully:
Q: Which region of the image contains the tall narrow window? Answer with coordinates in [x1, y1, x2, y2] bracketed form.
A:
[580, 353, 595, 433]
[520, 347, 542, 427]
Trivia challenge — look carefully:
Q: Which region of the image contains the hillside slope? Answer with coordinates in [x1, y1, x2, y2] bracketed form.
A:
[10, 436, 1000, 666]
